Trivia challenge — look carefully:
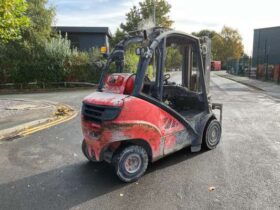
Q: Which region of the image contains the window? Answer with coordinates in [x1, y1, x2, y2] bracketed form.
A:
[164, 38, 184, 85]
[161, 36, 205, 114]
[164, 35, 202, 92]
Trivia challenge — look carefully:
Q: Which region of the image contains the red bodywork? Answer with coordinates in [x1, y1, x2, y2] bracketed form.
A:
[211, 61, 221, 71]
[81, 73, 190, 162]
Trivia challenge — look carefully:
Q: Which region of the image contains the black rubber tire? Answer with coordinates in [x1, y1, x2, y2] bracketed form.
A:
[113, 145, 148, 183]
[82, 140, 98, 162]
[203, 119, 221, 150]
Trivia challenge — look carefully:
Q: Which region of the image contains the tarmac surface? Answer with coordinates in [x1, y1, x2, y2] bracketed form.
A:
[215, 71, 280, 99]
[0, 99, 55, 131]
[0, 73, 280, 210]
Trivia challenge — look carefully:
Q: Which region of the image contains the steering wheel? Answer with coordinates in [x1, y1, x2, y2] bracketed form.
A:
[163, 73, 171, 85]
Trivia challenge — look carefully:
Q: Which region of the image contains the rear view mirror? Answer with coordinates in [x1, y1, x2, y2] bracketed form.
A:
[201, 44, 207, 55]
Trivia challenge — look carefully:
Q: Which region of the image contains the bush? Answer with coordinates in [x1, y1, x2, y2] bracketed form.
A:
[66, 50, 101, 83]
[124, 47, 139, 73]
[41, 34, 72, 82]
[0, 35, 104, 87]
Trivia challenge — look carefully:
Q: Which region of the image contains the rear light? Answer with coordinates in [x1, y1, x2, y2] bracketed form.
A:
[124, 75, 135, 94]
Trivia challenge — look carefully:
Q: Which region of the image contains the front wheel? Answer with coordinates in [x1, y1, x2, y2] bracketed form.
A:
[113, 145, 149, 183]
[203, 120, 221, 150]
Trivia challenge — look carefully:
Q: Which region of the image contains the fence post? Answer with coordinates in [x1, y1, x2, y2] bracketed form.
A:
[278, 64, 280, 84]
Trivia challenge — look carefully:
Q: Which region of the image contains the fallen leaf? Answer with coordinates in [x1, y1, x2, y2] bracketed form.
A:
[208, 186, 215, 192]
[176, 193, 183, 199]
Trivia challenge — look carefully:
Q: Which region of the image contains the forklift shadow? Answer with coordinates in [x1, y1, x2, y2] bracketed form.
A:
[0, 149, 207, 210]
[0, 162, 123, 210]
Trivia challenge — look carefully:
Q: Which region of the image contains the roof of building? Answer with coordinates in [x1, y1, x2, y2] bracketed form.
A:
[254, 26, 280, 31]
[54, 26, 112, 38]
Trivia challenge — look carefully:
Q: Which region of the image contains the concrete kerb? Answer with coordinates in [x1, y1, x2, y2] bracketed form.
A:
[0, 100, 78, 141]
[214, 72, 265, 91]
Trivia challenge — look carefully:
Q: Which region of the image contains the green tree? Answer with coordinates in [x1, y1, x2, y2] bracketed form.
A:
[219, 26, 244, 62]
[0, 0, 30, 43]
[112, 0, 173, 76]
[22, 0, 55, 46]
[120, 0, 173, 33]
[124, 48, 139, 73]
[212, 33, 224, 61]
[192, 26, 244, 63]
[0, 0, 56, 84]
[192, 30, 217, 39]
[110, 28, 125, 48]
[165, 47, 182, 72]
[13, 0, 55, 84]
[139, 0, 173, 28]
[120, 6, 141, 32]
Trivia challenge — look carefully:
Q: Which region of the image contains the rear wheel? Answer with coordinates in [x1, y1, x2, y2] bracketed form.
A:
[113, 145, 148, 183]
[203, 120, 221, 150]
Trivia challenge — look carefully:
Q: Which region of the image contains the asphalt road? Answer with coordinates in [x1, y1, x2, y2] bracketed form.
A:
[0, 74, 280, 210]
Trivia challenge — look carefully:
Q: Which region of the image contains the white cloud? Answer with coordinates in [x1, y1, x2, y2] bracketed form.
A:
[52, 0, 280, 55]
[168, 0, 280, 55]
[52, 0, 139, 32]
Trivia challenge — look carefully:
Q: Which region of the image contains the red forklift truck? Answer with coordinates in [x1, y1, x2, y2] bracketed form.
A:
[81, 28, 223, 182]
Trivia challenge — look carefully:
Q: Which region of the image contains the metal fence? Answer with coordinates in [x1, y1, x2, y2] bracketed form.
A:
[226, 57, 280, 84]
[226, 56, 251, 76]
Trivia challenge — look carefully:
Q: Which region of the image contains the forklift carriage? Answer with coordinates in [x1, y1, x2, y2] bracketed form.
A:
[81, 28, 223, 182]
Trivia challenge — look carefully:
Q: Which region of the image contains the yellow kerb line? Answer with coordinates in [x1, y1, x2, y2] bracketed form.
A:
[19, 111, 78, 137]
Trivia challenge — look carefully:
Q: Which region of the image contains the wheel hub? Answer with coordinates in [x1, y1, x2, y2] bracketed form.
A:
[208, 125, 220, 146]
[124, 154, 142, 173]
[211, 128, 217, 139]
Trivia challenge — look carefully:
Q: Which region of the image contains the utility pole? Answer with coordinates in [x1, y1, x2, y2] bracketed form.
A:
[152, 0, 156, 78]
[153, 0, 156, 26]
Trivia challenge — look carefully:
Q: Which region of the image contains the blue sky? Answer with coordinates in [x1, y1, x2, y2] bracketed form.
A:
[49, 0, 280, 55]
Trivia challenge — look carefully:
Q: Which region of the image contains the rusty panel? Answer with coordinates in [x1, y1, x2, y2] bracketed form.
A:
[163, 129, 192, 155]
[82, 95, 188, 161]
[273, 64, 280, 83]
[257, 64, 265, 79]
